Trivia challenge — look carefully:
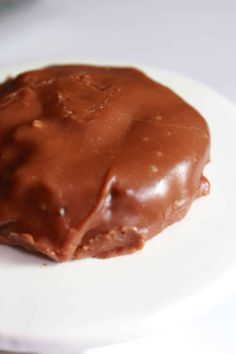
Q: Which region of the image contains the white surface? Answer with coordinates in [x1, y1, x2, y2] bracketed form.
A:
[0, 1, 236, 353]
[0, 63, 236, 354]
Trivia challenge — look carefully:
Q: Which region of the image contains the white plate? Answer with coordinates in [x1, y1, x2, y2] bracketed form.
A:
[0, 61, 236, 354]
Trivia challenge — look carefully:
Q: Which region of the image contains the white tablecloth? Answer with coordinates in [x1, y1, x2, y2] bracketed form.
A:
[0, 1, 236, 353]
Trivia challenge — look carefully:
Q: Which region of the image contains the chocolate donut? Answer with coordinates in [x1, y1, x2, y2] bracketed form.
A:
[0, 65, 210, 261]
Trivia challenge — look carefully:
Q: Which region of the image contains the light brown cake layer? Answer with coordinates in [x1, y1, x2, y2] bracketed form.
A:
[0, 65, 210, 261]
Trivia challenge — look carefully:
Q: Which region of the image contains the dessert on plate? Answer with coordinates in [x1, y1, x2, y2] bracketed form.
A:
[0, 65, 210, 261]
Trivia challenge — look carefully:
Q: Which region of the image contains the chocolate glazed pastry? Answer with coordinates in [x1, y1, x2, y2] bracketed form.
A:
[0, 65, 210, 261]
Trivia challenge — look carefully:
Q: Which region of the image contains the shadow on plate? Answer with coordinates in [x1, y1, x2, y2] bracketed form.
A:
[0, 244, 54, 268]
[0, 0, 36, 16]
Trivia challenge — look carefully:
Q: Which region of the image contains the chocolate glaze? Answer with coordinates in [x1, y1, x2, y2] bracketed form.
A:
[0, 65, 210, 261]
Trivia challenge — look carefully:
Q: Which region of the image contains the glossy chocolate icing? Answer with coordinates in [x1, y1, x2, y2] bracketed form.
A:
[0, 65, 210, 261]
